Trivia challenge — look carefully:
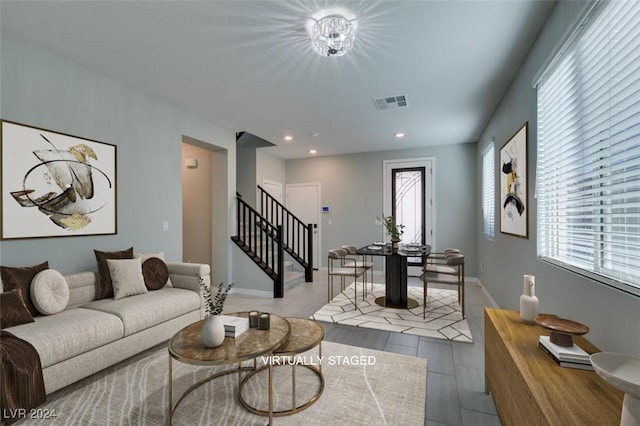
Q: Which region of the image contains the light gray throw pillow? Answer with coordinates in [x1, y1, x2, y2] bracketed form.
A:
[107, 258, 148, 300]
[31, 269, 69, 315]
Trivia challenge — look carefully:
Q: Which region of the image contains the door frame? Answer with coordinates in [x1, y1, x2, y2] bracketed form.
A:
[286, 182, 321, 270]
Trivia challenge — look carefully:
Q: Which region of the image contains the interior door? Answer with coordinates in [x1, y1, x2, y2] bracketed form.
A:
[286, 183, 321, 270]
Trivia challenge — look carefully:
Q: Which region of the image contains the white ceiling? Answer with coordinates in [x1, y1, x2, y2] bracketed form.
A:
[1, 0, 556, 159]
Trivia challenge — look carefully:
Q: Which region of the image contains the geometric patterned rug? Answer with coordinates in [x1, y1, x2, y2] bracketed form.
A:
[311, 282, 473, 343]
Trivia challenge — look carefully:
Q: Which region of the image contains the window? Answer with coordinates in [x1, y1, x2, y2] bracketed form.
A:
[537, 0, 640, 296]
[482, 142, 495, 240]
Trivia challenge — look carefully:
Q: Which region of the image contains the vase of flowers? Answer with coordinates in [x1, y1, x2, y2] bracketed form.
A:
[200, 280, 234, 348]
[380, 215, 405, 252]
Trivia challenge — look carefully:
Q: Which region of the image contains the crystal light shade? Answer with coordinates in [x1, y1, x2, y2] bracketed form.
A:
[311, 15, 355, 57]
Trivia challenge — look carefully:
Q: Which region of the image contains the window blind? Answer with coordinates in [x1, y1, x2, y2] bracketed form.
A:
[537, 0, 640, 296]
[482, 142, 495, 240]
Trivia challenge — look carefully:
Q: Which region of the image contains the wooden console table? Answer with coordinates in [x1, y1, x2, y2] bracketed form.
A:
[484, 308, 623, 425]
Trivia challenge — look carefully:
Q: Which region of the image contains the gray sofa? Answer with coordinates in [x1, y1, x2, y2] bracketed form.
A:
[6, 261, 208, 394]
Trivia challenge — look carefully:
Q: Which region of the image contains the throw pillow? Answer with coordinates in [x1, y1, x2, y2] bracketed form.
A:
[142, 257, 169, 291]
[94, 247, 134, 299]
[106, 258, 148, 300]
[0, 288, 35, 329]
[134, 251, 173, 287]
[0, 261, 49, 316]
[30, 269, 70, 315]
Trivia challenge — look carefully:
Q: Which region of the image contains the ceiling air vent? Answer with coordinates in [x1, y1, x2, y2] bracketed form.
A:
[372, 95, 409, 111]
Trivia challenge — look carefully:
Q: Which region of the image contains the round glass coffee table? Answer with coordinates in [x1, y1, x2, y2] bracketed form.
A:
[239, 317, 325, 417]
[168, 312, 290, 425]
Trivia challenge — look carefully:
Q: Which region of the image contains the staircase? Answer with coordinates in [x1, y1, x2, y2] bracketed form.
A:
[232, 190, 312, 298]
[258, 185, 313, 282]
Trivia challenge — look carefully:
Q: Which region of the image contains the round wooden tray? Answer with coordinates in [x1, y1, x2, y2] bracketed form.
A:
[535, 316, 589, 347]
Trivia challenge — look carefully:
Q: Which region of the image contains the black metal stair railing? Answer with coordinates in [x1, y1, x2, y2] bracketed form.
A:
[232, 194, 284, 298]
[258, 185, 313, 282]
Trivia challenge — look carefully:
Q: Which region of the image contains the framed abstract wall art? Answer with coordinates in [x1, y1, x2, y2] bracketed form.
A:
[1, 120, 117, 240]
[500, 122, 528, 238]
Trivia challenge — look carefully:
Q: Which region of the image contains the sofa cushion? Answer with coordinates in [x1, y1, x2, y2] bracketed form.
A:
[0, 288, 35, 329]
[82, 287, 200, 337]
[0, 261, 49, 316]
[31, 269, 69, 315]
[7, 308, 124, 368]
[94, 247, 133, 299]
[107, 258, 147, 300]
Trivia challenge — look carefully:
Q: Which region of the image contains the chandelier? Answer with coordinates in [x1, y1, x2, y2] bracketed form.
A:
[311, 15, 355, 57]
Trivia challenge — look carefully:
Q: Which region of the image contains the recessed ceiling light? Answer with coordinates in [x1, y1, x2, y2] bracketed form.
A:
[309, 149, 317, 154]
[394, 132, 405, 138]
[284, 135, 293, 141]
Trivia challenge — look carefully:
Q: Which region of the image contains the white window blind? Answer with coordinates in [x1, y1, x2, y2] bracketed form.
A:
[537, 0, 640, 296]
[482, 142, 495, 240]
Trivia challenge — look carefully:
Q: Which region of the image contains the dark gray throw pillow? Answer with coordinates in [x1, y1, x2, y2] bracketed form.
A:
[94, 247, 134, 299]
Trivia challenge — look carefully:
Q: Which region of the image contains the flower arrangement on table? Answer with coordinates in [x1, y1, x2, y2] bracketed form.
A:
[379, 215, 405, 241]
[200, 279, 234, 316]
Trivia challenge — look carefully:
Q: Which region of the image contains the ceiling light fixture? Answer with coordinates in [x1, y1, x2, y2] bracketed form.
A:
[284, 135, 293, 141]
[394, 132, 405, 138]
[311, 15, 355, 57]
[309, 149, 318, 154]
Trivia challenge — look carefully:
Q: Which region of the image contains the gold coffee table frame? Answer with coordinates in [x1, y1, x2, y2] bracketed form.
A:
[167, 312, 291, 426]
[239, 317, 325, 417]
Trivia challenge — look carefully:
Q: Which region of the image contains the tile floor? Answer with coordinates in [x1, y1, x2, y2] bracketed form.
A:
[223, 270, 502, 426]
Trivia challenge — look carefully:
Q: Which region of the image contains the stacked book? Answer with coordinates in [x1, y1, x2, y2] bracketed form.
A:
[220, 315, 249, 338]
[538, 336, 593, 370]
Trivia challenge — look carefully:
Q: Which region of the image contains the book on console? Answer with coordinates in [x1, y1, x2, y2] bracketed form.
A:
[220, 315, 249, 338]
[539, 336, 591, 363]
[538, 342, 594, 370]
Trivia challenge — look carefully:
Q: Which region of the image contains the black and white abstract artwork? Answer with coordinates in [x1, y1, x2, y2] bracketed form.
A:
[1, 120, 116, 240]
[500, 122, 528, 238]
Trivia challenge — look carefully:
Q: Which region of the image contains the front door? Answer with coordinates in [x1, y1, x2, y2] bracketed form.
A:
[383, 158, 434, 277]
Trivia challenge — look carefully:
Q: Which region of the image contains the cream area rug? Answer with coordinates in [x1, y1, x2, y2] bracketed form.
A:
[19, 341, 427, 425]
[312, 283, 472, 343]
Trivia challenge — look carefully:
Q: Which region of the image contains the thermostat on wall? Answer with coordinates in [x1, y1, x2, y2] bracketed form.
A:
[322, 206, 330, 213]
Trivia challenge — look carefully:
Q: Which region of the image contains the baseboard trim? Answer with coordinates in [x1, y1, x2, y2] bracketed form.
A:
[474, 277, 499, 308]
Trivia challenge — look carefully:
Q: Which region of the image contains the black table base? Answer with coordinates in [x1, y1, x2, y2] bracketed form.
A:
[374, 296, 419, 309]
[357, 244, 431, 310]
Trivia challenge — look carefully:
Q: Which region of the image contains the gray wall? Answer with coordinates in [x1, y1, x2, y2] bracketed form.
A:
[256, 148, 286, 191]
[477, 1, 640, 356]
[236, 146, 257, 208]
[0, 34, 236, 286]
[287, 143, 478, 272]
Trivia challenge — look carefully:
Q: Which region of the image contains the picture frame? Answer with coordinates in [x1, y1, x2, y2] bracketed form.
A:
[500, 122, 528, 238]
[1, 119, 117, 240]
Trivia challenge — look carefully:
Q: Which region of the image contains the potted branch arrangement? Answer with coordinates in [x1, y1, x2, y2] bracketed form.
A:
[380, 215, 405, 252]
[200, 279, 234, 348]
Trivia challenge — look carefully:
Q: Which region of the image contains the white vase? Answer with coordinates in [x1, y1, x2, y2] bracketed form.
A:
[520, 275, 539, 325]
[202, 314, 225, 348]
